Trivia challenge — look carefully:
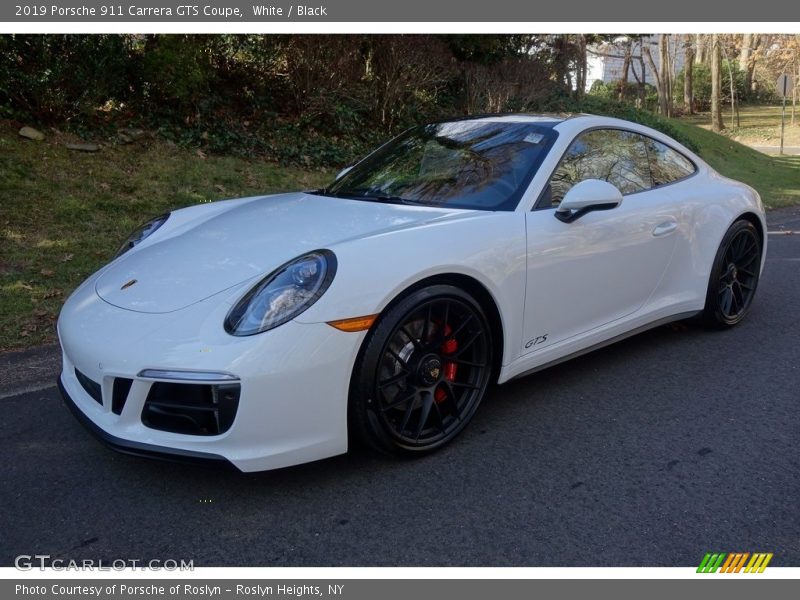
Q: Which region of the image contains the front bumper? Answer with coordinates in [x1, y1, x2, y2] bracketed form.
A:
[57, 273, 366, 472]
[58, 376, 235, 469]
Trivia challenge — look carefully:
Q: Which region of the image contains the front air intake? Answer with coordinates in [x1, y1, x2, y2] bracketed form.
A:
[112, 378, 133, 415]
[141, 382, 240, 436]
[75, 369, 102, 405]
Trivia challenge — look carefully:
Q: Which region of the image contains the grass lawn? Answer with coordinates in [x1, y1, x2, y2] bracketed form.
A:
[680, 104, 800, 148]
[667, 116, 800, 210]
[0, 121, 332, 351]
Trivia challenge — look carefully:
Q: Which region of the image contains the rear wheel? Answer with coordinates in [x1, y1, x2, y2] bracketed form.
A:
[703, 220, 762, 328]
[349, 285, 493, 455]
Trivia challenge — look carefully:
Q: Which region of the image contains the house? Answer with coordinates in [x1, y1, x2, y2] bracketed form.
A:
[587, 35, 686, 90]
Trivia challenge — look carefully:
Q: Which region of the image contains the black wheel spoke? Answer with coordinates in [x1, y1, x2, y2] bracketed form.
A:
[382, 388, 417, 412]
[739, 280, 754, 291]
[739, 256, 758, 270]
[442, 381, 462, 421]
[400, 326, 422, 351]
[414, 392, 434, 441]
[736, 285, 743, 311]
[420, 303, 434, 344]
[452, 329, 484, 357]
[398, 393, 417, 434]
[721, 288, 733, 315]
[449, 313, 474, 341]
[734, 241, 756, 263]
[428, 312, 473, 349]
[431, 399, 447, 433]
[448, 358, 487, 368]
[449, 381, 481, 390]
[377, 371, 408, 389]
[386, 348, 410, 372]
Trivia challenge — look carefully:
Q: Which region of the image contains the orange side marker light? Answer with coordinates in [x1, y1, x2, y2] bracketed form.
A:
[327, 314, 379, 332]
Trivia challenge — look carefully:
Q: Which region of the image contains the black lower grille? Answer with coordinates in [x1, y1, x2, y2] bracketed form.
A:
[141, 382, 240, 436]
[75, 369, 102, 405]
[112, 378, 133, 415]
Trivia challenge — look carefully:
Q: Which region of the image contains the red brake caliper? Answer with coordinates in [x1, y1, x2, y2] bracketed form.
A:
[435, 325, 458, 404]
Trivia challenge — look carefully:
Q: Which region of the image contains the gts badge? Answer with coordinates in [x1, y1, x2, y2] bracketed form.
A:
[525, 334, 549, 349]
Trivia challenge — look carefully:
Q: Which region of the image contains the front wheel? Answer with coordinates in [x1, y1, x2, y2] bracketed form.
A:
[349, 285, 493, 456]
[702, 219, 762, 328]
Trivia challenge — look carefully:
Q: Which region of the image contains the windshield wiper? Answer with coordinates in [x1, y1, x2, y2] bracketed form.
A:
[315, 190, 418, 205]
[354, 194, 418, 205]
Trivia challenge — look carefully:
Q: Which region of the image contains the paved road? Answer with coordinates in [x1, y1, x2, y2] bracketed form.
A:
[753, 145, 800, 156]
[1, 211, 799, 567]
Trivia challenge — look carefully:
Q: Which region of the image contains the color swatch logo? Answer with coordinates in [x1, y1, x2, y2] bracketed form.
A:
[697, 552, 773, 573]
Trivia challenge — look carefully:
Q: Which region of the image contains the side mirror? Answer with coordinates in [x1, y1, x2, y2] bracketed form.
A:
[555, 179, 623, 223]
[335, 165, 354, 180]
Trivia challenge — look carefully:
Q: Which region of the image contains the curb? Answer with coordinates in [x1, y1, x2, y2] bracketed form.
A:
[0, 343, 61, 399]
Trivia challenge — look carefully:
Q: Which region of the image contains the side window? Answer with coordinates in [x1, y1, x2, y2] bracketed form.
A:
[547, 129, 652, 206]
[642, 137, 696, 186]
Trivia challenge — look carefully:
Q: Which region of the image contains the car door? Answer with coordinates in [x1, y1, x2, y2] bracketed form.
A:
[521, 128, 683, 354]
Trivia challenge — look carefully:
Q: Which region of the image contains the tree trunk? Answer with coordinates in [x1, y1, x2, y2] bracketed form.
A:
[739, 34, 751, 70]
[722, 43, 737, 128]
[739, 33, 753, 94]
[644, 36, 671, 117]
[618, 39, 632, 102]
[629, 43, 646, 108]
[660, 35, 672, 113]
[575, 34, 587, 99]
[684, 35, 694, 114]
[695, 34, 705, 64]
[640, 58, 646, 107]
[792, 83, 797, 127]
[711, 34, 724, 132]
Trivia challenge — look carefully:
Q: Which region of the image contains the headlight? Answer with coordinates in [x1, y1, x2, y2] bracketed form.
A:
[224, 250, 337, 336]
[115, 214, 169, 258]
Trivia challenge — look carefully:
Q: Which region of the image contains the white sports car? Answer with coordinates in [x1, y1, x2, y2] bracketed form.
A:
[57, 114, 766, 472]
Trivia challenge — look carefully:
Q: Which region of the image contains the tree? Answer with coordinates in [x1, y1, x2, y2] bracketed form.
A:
[574, 34, 588, 99]
[643, 34, 672, 116]
[737, 33, 761, 95]
[695, 34, 706, 64]
[629, 38, 648, 107]
[684, 35, 694, 114]
[711, 34, 724, 132]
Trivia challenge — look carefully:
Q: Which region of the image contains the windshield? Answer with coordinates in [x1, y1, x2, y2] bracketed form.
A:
[319, 120, 558, 211]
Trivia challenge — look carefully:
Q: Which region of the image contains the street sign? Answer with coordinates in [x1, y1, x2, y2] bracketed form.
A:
[777, 74, 793, 155]
[777, 74, 793, 98]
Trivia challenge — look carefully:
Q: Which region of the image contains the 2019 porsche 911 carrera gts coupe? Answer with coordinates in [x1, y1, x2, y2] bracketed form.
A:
[57, 114, 766, 472]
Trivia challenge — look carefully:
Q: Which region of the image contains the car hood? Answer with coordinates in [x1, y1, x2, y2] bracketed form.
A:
[95, 192, 467, 313]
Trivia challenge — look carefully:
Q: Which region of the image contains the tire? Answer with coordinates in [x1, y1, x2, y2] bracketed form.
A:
[702, 219, 762, 328]
[349, 284, 494, 456]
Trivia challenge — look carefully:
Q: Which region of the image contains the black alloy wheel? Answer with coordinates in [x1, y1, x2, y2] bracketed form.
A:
[350, 285, 493, 455]
[704, 219, 762, 327]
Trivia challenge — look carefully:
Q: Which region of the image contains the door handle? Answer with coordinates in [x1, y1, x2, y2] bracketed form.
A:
[653, 220, 678, 237]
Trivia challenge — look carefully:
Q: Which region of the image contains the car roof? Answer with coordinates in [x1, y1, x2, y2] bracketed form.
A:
[433, 113, 575, 128]
[434, 112, 630, 130]
[426, 113, 703, 167]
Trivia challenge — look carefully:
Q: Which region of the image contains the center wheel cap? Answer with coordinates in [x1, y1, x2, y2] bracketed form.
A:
[727, 263, 738, 280]
[418, 356, 443, 386]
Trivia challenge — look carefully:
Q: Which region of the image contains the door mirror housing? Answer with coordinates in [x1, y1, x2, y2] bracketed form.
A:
[335, 165, 354, 180]
[555, 179, 623, 223]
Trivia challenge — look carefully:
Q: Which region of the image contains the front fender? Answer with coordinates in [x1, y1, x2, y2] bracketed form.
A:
[295, 211, 528, 368]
